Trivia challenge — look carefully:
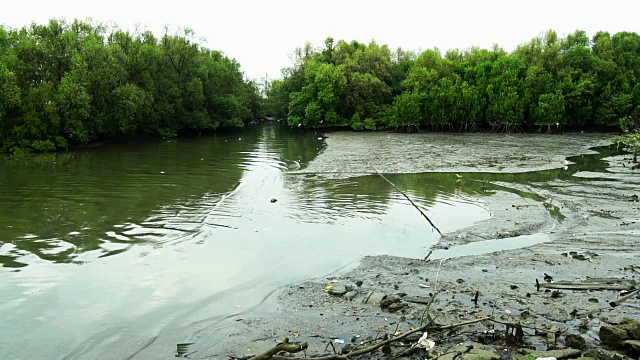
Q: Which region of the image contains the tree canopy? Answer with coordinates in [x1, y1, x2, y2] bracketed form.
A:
[0, 19, 261, 154]
[265, 30, 640, 133]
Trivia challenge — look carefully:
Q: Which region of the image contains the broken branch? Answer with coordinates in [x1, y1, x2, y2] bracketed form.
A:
[249, 337, 308, 360]
[538, 283, 632, 291]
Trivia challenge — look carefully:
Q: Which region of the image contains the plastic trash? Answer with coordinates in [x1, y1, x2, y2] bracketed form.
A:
[334, 339, 345, 344]
[417, 332, 435, 349]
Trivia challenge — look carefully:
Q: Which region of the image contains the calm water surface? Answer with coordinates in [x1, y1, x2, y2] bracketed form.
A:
[0, 125, 617, 358]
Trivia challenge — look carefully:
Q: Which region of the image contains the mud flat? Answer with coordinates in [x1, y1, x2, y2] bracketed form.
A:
[297, 132, 613, 178]
[217, 133, 640, 359]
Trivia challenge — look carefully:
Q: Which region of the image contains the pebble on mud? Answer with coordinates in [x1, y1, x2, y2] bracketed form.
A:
[599, 325, 629, 348]
[328, 284, 353, 296]
[564, 334, 587, 350]
[343, 291, 357, 301]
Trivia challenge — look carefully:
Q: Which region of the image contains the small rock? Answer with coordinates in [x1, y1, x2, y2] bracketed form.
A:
[380, 296, 401, 308]
[437, 353, 459, 360]
[362, 291, 386, 305]
[623, 339, 640, 351]
[456, 278, 465, 284]
[447, 344, 471, 354]
[585, 348, 634, 360]
[522, 349, 581, 360]
[620, 318, 640, 340]
[588, 298, 599, 303]
[510, 285, 519, 290]
[564, 334, 587, 350]
[355, 280, 363, 287]
[462, 349, 501, 360]
[328, 284, 352, 296]
[270, 198, 277, 203]
[600, 325, 629, 348]
[386, 302, 407, 312]
[343, 291, 357, 301]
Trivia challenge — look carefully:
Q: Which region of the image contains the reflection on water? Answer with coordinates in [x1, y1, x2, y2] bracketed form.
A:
[0, 125, 623, 359]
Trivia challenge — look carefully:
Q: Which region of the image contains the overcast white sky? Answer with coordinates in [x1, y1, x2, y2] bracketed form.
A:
[4, 0, 640, 80]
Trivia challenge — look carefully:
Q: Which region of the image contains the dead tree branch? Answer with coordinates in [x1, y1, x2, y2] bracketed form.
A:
[249, 337, 308, 360]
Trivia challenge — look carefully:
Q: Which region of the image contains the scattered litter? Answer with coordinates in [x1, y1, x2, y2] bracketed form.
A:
[417, 332, 435, 349]
[334, 339, 345, 344]
[418, 284, 430, 289]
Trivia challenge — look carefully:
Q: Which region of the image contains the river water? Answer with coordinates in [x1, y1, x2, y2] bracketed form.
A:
[1, 125, 501, 359]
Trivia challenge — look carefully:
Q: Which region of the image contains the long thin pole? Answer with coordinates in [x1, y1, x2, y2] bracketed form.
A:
[369, 164, 443, 237]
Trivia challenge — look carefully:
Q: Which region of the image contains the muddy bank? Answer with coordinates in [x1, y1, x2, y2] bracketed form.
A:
[214, 137, 640, 359]
[297, 132, 612, 178]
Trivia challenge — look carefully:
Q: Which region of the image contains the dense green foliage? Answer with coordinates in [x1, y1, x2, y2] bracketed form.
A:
[612, 116, 640, 163]
[265, 31, 640, 132]
[0, 19, 261, 153]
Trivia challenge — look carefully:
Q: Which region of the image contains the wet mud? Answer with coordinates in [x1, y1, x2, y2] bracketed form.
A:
[205, 132, 640, 359]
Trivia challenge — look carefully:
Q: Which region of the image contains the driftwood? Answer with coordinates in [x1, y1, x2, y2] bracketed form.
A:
[577, 289, 640, 316]
[423, 250, 433, 261]
[539, 283, 633, 291]
[249, 338, 308, 360]
[537, 278, 634, 291]
[369, 164, 443, 237]
[610, 288, 640, 307]
[403, 296, 435, 305]
[250, 317, 492, 360]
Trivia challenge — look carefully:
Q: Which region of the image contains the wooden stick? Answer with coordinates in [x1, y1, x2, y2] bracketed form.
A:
[538, 283, 632, 291]
[610, 288, 640, 307]
[249, 338, 308, 360]
[256, 317, 491, 360]
[424, 250, 433, 261]
[369, 164, 443, 236]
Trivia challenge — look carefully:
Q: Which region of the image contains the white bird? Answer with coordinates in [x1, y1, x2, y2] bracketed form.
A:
[289, 160, 300, 171]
